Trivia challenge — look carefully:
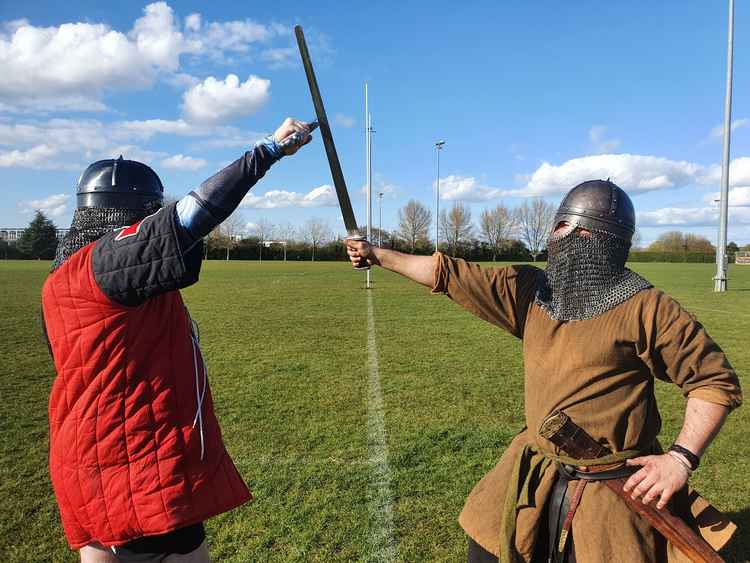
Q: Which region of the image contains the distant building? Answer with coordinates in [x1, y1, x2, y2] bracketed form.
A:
[0, 228, 69, 242]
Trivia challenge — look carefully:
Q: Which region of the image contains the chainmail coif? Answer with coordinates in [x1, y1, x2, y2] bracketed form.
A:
[535, 227, 652, 321]
[52, 202, 161, 271]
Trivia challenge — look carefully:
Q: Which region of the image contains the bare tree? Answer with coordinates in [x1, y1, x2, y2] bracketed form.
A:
[439, 202, 473, 257]
[302, 218, 331, 261]
[249, 218, 275, 243]
[218, 212, 245, 260]
[276, 221, 297, 243]
[249, 218, 275, 261]
[479, 204, 515, 261]
[516, 198, 555, 261]
[397, 200, 432, 252]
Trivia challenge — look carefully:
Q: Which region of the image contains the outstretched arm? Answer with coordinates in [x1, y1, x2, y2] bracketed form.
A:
[623, 398, 729, 509]
[345, 239, 436, 287]
[92, 118, 313, 307]
[176, 118, 313, 244]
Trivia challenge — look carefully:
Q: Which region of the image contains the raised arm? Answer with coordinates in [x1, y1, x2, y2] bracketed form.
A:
[176, 118, 313, 244]
[345, 239, 436, 286]
[93, 118, 313, 306]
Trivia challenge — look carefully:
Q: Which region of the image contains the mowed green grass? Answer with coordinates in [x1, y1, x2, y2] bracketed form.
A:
[0, 260, 748, 562]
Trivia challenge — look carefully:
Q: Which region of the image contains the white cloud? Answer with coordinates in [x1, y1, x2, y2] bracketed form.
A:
[0, 4, 291, 113]
[437, 175, 501, 201]
[115, 118, 207, 139]
[0, 117, 267, 169]
[129, 2, 198, 72]
[184, 13, 201, 33]
[240, 185, 337, 209]
[708, 118, 749, 139]
[0, 144, 64, 169]
[182, 74, 271, 124]
[701, 157, 750, 187]
[161, 154, 207, 170]
[260, 47, 297, 68]
[638, 206, 750, 227]
[334, 113, 355, 128]
[107, 145, 167, 165]
[198, 20, 274, 53]
[589, 125, 621, 153]
[19, 193, 70, 217]
[166, 72, 200, 89]
[704, 186, 750, 207]
[0, 19, 156, 111]
[360, 175, 399, 197]
[510, 154, 708, 197]
[189, 130, 265, 150]
[429, 154, 750, 205]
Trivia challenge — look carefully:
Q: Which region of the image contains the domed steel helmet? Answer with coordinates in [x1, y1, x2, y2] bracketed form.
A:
[553, 179, 635, 242]
[76, 156, 163, 209]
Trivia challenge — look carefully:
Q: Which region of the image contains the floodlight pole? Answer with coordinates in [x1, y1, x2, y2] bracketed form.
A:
[435, 140, 446, 252]
[377, 191, 384, 246]
[714, 0, 734, 292]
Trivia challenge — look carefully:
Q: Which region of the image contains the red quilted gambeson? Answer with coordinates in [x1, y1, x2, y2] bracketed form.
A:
[42, 243, 251, 549]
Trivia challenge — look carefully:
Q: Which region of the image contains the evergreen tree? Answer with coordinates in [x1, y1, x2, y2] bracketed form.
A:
[17, 211, 59, 259]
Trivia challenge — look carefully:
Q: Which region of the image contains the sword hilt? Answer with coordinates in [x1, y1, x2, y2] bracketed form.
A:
[277, 120, 319, 153]
[344, 235, 370, 270]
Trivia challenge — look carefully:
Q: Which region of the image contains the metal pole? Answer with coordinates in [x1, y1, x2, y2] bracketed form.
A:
[714, 0, 734, 292]
[378, 192, 384, 246]
[435, 141, 445, 252]
[365, 83, 373, 289]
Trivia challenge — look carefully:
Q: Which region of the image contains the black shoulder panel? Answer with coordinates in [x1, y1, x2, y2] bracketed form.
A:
[92, 202, 202, 306]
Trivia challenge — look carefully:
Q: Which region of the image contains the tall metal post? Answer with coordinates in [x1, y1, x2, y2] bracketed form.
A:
[714, 0, 734, 292]
[365, 83, 373, 289]
[377, 192, 384, 246]
[435, 141, 446, 252]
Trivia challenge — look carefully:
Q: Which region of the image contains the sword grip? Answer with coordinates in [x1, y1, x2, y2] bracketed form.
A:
[344, 235, 371, 271]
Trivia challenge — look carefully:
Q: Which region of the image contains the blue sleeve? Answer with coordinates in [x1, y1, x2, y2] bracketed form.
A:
[175, 137, 282, 243]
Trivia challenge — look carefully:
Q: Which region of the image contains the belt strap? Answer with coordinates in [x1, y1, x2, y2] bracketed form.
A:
[557, 462, 637, 482]
[558, 479, 586, 555]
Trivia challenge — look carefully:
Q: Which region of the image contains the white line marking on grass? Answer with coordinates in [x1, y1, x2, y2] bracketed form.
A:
[366, 290, 397, 562]
[689, 306, 750, 318]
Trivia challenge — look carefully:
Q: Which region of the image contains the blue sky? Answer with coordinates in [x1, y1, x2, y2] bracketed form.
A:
[1, 1, 749, 245]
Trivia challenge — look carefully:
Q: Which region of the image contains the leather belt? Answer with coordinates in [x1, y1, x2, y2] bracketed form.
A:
[548, 463, 638, 562]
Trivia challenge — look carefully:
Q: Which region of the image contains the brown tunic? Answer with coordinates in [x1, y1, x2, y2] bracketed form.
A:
[431, 254, 742, 562]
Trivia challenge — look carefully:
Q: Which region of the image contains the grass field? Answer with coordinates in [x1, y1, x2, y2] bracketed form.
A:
[0, 259, 748, 562]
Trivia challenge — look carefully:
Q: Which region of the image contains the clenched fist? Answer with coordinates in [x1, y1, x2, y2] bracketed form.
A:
[345, 238, 378, 268]
[273, 118, 314, 155]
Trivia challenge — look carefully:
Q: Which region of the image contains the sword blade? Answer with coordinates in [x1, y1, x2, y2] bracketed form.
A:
[294, 25, 359, 235]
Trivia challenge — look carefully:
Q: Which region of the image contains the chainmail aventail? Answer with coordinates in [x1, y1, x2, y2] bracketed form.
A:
[535, 228, 651, 321]
[52, 203, 160, 271]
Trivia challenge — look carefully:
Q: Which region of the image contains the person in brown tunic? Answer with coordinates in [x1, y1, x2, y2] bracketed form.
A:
[345, 180, 741, 563]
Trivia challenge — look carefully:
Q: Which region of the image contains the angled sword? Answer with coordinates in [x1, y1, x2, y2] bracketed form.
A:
[294, 25, 368, 270]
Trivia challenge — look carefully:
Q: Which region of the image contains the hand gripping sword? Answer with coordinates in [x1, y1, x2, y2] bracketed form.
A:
[294, 25, 369, 270]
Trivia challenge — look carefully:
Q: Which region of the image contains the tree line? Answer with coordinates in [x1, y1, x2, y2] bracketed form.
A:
[5, 207, 749, 262]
